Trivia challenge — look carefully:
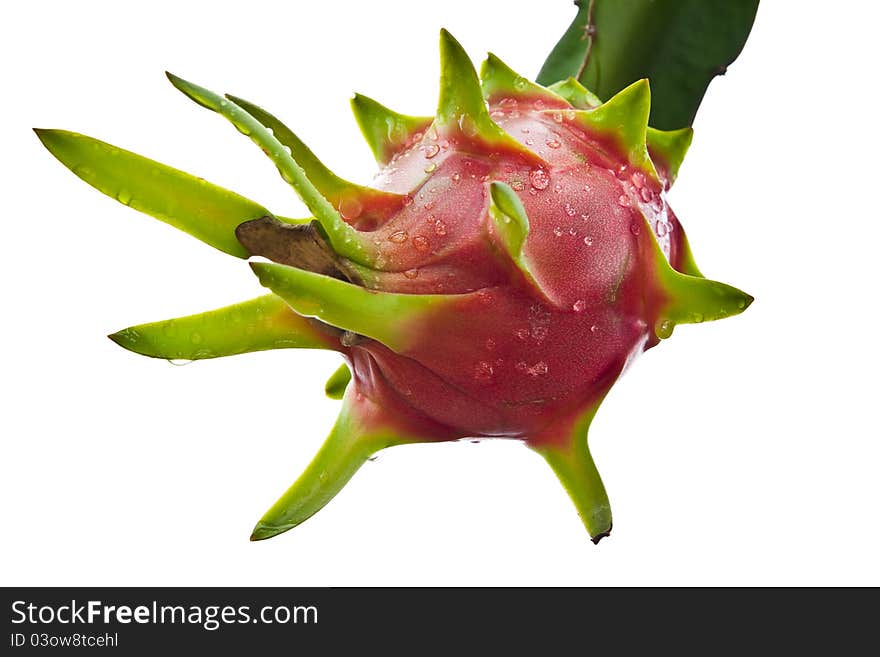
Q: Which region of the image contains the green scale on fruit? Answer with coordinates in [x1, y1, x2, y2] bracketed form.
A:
[37, 30, 751, 544]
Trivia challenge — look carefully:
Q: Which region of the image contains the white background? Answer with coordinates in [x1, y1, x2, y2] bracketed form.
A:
[2, 1, 878, 586]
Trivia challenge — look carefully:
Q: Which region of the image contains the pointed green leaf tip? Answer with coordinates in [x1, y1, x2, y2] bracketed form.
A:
[531, 402, 612, 543]
[350, 94, 432, 166]
[324, 363, 351, 400]
[108, 294, 336, 360]
[572, 79, 658, 182]
[646, 230, 752, 339]
[547, 78, 601, 109]
[164, 72, 371, 266]
[436, 30, 544, 163]
[34, 129, 266, 258]
[227, 94, 405, 215]
[480, 53, 568, 107]
[249, 262, 465, 354]
[654, 273, 753, 339]
[487, 182, 555, 302]
[251, 392, 417, 540]
[488, 181, 530, 257]
[646, 126, 693, 186]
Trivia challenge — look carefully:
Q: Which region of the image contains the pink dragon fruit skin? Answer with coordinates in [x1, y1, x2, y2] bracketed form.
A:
[35, 30, 751, 543]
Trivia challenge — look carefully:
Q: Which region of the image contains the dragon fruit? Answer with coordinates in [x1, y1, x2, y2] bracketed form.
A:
[35, 30, 751, 543]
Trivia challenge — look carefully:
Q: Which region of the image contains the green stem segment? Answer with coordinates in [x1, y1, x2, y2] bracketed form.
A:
[34, 129, 266, 258]
[108, 294, 337, 360]
[324, 363, 352, 400]
[250, 261, 467, 354]
[251, 390, 416, 541]
[227, 94, 405, 216]
[165, 73, 371, 265]
[531, 405, 611, 543]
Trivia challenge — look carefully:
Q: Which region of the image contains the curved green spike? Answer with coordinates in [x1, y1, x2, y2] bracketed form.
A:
[324, 363, 351, 400]
[437, 30, 544, 163]
[165, 73, 372, 266]
[675, 223, 703, 278]
[34, 129, 267, 258]
[530, 400, 612, 544]
[108, 294, 338, 360]
[480, 53, 568, 107]
[350, 94, 432, 166]
[487, 182, 555, 303]
[227, 94, 406, 215]
[645, 223, 753, 339]
[570, 79, 658, 182]
[646, 126, 693, 186]
[250, 262, 466, 354]
[251, 390, 432, 541]
[488, 182, 530, 255]
[546, 78, 601, 109]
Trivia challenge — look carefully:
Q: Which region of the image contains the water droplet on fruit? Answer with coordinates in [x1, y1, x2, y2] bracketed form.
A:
[590, 324, 599, 333]
[629, 221, 641, 235]
[403, 268, 419, 279]
[630, 171, 645, 188]
[563, 110, 576, 121]
[551, 111, 563, 123]
[656, 220, 669, 237]
[692, 312, 704, 323]
[413, 235, 430, 252]
[530, 361, 548, 376]
[433, 220, 447, 236]
[424, 163, 437, 173]
[529, 169, 550, 190]
[474, 361, 495, 384]
[564, 203, 576, 217]
[568, 227, 578, 236]
[190, 332, 203, 345]
[573, 299, 586, 313]
[618, 194, 630, 207]
[73, 164, 95, 181]
[167, 359, 194, 367]
[514, 77, 527, 90]
[510, 180, 525, 191]
[583, 235, 594, 246]
[499, 97, 518, 108]
[338, 195, 363, 220]
[485, 338, 496, 351]
[425, 143, 440, 158]
[424, 200, 435, 211]
[553, 226, 563, 237]
[403, 195, 413, 206]
[521, 127, 530, 134]
[451, 172, 461, 184]
[388, 230, 408, 244]
[546, 138, 561, 149]
[427, 125, 439, 141]
[515, 328, 530, 341]
[640, 187, 654, 203]
[656, 319, 674, 338]
[525, 138, 534, 146]
[458, 114, 478, 137]
[553, 183, 563, 193]
[116, 189, 132, 205]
